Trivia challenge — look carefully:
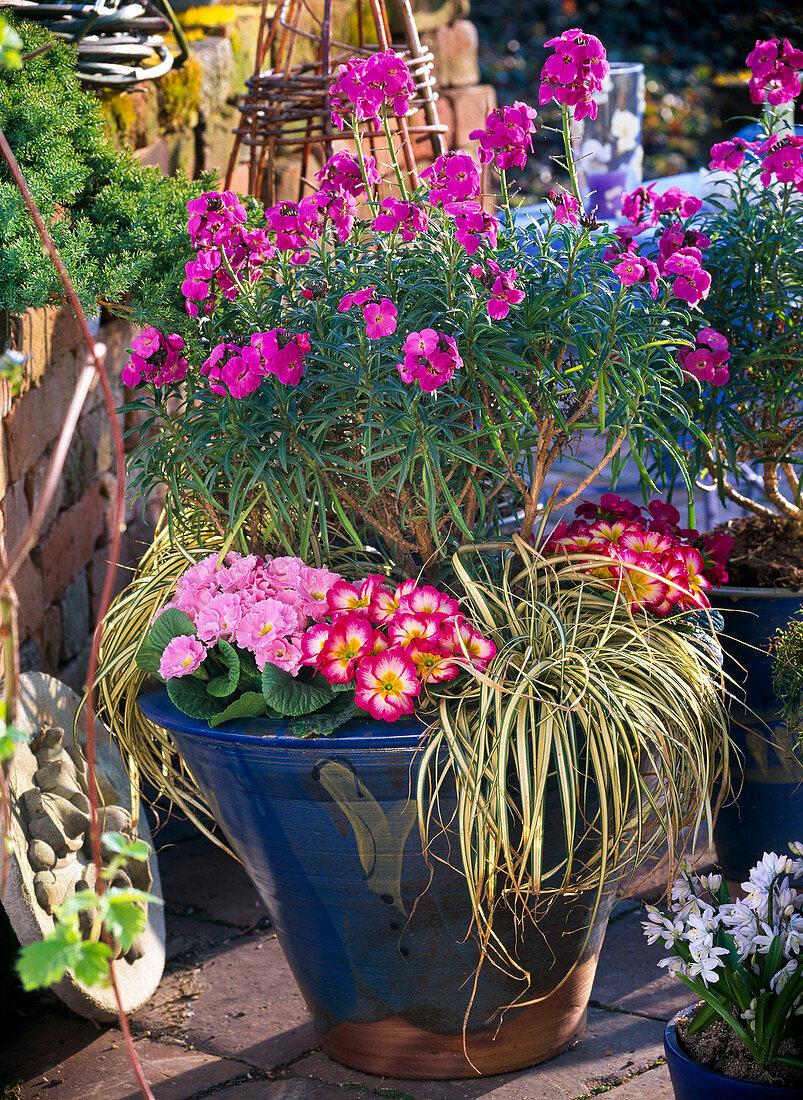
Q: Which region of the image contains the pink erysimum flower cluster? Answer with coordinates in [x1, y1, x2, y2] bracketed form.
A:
[444, 200, 499, 255]
[337, 286, 398, 339]
[612, 253, 660, 299]
[315, 150, 381, 199]
[330, 49, 417, 131]
[746, 38, 803, 106]
[538, 27, 609, 121]
[372, 196, 429, 241]
[263, 191, 358, 263]
[397, 329, 463, 392]
[759, 135, 803, 192]
[543, 495, 733, 613]
[469, 102, 538, 171]
[470, 260, 525, 319]
[158, 552, 344, 679]
[708, 137, 761, 172]
[420, 152, 481, 205]
[679, 328, 731, 386]
[300, 576, 496, 721]
[183, 191, 275, 318]
[621, 184, 701, 230]
[548, 190, 581, 225]
[122, 328, 188, 388]
[202, 329, 312, 397]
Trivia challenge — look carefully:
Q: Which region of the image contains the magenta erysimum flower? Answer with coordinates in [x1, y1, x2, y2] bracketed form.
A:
[354, 648, 420, 721]
[123, 329, 188, 388]
[187, 191, 247, 248]
[612, 254, 660, 298]
[363, 298, 398, 339]
[397, 330, 463, 392]
[709, 138, 760, 172]
[252, 329, 311, 387]
[372, 197, 429, 241]
[759, 136, 803, 191]
[420, 152, 482, 205]
[338, 287, 375, 312]
[678, 327, 731, 386]
[470, 259, 525, 320]
[548, 190, 580, 225]
[746, 38, 803, 106]
[539, 27, 609, 121]
[159, 635, 207, 679]
[653, 186, 703, 219]
[330, 49, 417, 130]
[662, 248, 711, 306]
[469, 102, 538, 171]
[316, 150, 380, 198]
[621, 185, 657, 228]
[445, 201, 499, 255]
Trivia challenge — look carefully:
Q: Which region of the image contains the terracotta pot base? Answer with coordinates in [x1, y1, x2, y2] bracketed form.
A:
[319, 956, 595, 1079]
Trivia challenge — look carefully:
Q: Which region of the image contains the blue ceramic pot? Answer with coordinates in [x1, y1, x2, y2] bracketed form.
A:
[711, 588, 803, 880]
[665, 1005, 800, 1098]
[138, 686, 620, 1079]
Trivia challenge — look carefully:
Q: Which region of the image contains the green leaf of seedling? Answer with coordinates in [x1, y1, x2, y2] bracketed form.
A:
[15, 918, 113, 992]
[207, 691, 268, 727]
[101, 888, 158, 952]
[135, 609, 197, 678]
[261, 665, 335, 717]
[102, 832, 151, 863]
[0, 722, 29, 761]
[166, 677, 227, 722]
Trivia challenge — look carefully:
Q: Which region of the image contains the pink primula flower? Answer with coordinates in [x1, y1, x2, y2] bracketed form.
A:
[354, 648, 421, 721]
[195, 593, 243, 644]
[407, 640, 458, 684]
[159, 635, 207, 679]
[236, 598, 298, 651]
[319, 613, 375, 683]
[388, 612, 442, 649]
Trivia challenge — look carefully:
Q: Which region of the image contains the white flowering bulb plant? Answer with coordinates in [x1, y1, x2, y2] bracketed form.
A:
[644, 843, 803, 1069]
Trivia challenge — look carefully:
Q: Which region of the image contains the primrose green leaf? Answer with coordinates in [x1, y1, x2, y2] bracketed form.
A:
[261, 666, 335, 717]
[207, 691, 269, 727]
[166, 677, 227, 722]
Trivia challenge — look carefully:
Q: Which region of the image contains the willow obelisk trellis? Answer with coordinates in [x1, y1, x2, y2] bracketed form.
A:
[225, 0, 446, 203]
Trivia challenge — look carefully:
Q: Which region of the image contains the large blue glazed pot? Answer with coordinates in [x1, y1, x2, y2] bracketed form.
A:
[711, 588, 803, 881]
[138, 686, 619, 1079]
[664, 1005, 800, 1098]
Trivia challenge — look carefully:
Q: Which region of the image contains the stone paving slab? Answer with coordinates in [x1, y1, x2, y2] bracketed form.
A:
[3, 1017, 245, 1100]
[603, 1063, 673, 1098]
[158, 837, 269, 931]
[292, 1008, 666, 1100]
[212, 1079, 361, 1099]
[131, 930, 318, 1072]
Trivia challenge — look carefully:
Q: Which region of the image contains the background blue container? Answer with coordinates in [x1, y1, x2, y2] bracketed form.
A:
[711, 588, 803, 881]
[138, 686, 619, 1078]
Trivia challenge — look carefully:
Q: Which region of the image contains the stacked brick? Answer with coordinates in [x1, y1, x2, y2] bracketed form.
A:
[0, 308, 147, 690]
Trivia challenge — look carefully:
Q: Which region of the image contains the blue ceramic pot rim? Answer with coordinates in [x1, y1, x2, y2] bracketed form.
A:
[665, 1004, 800, 1096]
[712, 586, 803, 599]
[136, 684, 430, 750]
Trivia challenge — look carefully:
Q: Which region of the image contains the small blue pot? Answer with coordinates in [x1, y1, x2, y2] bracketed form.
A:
[711, 588, 803, 880]
[138, 686, 619, 1079]
[664, 1006, 801, 1098]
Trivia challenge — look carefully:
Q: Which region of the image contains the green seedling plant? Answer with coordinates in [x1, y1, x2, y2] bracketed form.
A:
[16, 831, 160, 993]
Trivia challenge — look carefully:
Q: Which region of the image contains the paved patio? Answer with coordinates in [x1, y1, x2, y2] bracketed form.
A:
[1, 819, 714, 1100]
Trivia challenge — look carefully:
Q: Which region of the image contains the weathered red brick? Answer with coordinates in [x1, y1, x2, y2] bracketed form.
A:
[35, 482, 106, 604]
[36, 604, 63, 674]
[24, 448, 64, 540]
[13, 554, 45, 641]
[2, 477, 30, 556]
[427, 20, 480, 89]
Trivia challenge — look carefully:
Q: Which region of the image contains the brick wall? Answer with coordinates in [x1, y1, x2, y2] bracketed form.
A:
[0, 307, 151, 691]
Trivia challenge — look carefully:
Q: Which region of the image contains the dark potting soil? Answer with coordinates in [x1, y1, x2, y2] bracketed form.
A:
[716, 514, 803, 590]
[677, 1012, 803, 1089]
